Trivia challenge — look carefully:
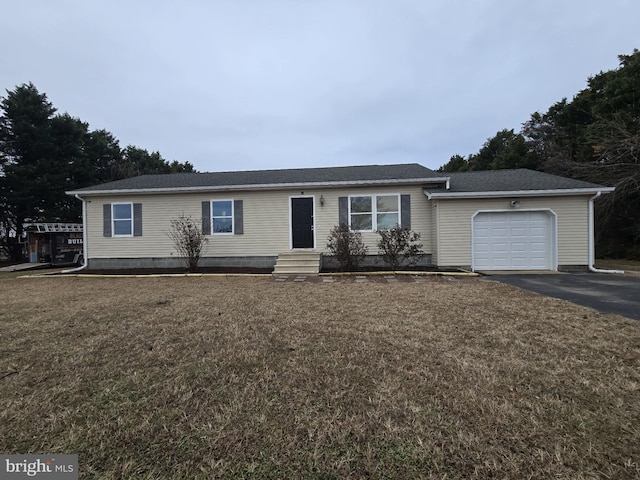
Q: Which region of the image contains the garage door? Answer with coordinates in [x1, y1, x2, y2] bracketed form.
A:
[472, 211, 553, 271]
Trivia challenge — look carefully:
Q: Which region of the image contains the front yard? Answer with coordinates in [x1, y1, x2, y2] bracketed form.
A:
[1, 274, 638, 479]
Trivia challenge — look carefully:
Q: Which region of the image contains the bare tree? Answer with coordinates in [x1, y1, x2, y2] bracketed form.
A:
[167, 215, 208, 272]
[583, 116, 640, 256]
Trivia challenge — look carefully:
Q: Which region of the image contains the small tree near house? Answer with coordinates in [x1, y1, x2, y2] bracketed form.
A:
[167, 215, 208, 272]
[376, 225, 423, 270]
[326, 223, 368, 271]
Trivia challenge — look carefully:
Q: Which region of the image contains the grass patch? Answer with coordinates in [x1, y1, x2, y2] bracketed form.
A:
[596, 258, 640, 276]
[1, 275, 639, 478]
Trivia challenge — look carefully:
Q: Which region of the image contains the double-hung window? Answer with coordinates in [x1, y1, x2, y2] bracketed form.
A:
[202, 199, 243, 236]
[212, 200, 233, 234]
[112, 203, 133, 236]
[349, 194, 400, 231]
[103, 202, 142, 237]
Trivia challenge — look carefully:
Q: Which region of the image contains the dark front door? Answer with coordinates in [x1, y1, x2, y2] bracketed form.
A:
[291, 197, 314, 249]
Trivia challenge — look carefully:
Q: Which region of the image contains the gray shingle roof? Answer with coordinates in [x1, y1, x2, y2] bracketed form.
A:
[441, 169, 606, 193]
[68, 163, 439, 193]
[67, 163, 610, 195]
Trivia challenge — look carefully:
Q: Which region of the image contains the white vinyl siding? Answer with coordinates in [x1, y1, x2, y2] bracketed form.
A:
[321, 188, 429, 255]
[434, 196, 590, 267]
[84, 186, 432, 260]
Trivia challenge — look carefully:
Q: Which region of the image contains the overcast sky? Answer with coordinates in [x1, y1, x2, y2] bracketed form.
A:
[1, 1, 638, 172]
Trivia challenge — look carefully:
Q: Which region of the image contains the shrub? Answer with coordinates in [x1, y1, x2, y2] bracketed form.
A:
[376, 225, 423, 270]
[167, 215, 209, 272]
[326, 223, 368, 271]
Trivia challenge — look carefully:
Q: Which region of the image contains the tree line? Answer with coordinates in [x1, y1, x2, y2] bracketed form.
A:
[440, 50, 640, 259]
[3, 51, 638, 261]
[0, 82, 195, 260]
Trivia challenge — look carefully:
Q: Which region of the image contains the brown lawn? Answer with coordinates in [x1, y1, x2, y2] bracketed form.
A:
[0, 274, 638, 479]
[596, 258, 640, 276]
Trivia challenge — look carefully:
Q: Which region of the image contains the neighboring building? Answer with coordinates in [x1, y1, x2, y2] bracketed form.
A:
[24, 223, 84, 265]
[66, 163, 613, 273]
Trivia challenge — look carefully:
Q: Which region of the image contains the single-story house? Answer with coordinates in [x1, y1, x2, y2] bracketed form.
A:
[66, 163, 614, 273]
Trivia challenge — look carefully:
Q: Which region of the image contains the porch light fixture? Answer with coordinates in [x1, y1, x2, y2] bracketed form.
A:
[319, 194, 325, 206]
[510, 199, 520, 208]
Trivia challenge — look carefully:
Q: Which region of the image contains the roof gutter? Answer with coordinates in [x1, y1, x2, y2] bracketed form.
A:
[61, 194, 88, 273]
[424, 186, 616, 199]
[67, 176, 450, 197]
[588, 191, 623, 274]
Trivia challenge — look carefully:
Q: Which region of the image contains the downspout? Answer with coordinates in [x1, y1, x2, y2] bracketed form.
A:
[588, 191, 624, 274]
[61, 194, 88, 273]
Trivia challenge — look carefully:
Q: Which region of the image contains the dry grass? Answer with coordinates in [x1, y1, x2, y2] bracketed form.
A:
[1, 274, 639, 479]
[596, 258, 640, 276]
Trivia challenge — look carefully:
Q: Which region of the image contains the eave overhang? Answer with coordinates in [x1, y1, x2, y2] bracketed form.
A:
[423, 186, 615, 200]
[67, 177, 449, 196]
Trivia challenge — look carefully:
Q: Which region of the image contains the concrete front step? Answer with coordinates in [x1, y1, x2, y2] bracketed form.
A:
[274, 259, 320, 267]
[273, 251, 321, 275]
[273, 267, 321, 275]
[276, 251, 320, 259]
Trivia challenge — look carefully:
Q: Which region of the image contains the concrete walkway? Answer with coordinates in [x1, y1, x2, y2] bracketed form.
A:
[273, 274, 464, 284]
[0, 262, 52, 272]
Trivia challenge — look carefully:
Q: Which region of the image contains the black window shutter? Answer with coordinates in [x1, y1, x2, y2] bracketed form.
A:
[202, 201, 211, 235]
[103, 204, 112, 237]
[338, 197, 348, 226]
[401, 194, 411, 229]
[133, 203, 143, 236]
[234, 200, 243, 235]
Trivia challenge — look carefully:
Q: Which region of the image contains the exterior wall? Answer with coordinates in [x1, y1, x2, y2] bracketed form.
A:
[83, 185, 432, 263]
[322, 254, 433, 270]
[88, 256, 277, 270]
[433, 196, 590, 268]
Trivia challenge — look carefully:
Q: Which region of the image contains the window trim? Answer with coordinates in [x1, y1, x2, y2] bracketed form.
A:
[211, 199, 234, 235]
[112, 202, 133, 237]
[348, 194, 401, 232]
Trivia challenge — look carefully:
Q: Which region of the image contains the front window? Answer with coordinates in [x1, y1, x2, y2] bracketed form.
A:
[112, 203, 133, 236]
[212, 200, 233, 234]
[349, 194, 400, 231]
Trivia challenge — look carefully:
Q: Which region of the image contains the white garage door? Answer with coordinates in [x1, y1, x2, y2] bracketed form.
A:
[473, 211, 553, 271]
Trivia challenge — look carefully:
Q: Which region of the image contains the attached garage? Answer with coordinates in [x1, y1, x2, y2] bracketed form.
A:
[472, 210, 556, 271]
[423, 169, 615, 272]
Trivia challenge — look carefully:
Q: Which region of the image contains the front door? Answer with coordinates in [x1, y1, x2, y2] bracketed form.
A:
[291, 197, 314, 249]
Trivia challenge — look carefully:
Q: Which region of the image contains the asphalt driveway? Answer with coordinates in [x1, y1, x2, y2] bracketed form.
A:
[489, 273, 640, 321]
